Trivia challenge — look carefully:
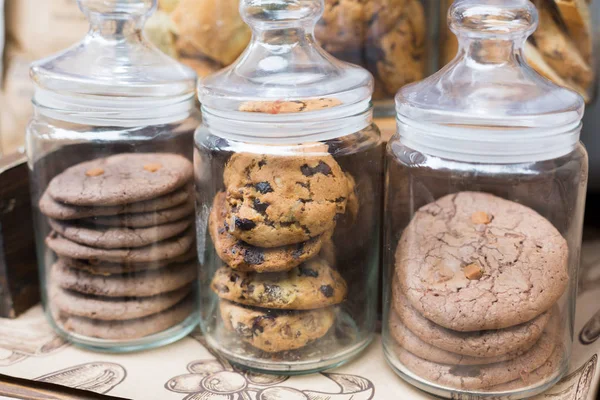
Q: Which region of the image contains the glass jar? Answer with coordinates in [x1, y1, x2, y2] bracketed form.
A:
[26, 0, 201, 352]
[195, 0, 383, 374]
[314, 0, 439, 117]
[383, 0, 588, 398]
[439, 0, 597, 103]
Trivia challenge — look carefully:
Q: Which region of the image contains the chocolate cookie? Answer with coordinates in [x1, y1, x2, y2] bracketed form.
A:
[392, 281, 551, 358]
[219, 300, 335, 352]
[209, 192, 329, 272]
[223, 151, 350, 247]
[396, 192, 569, 331]
[51, 285, 191, 321]
[211, 257, 347, 310]
[47, 153, 193, 206]
[52, 259, 197, 297]
[82, 201, 194, 228]
[46, 229, 195, 263]
[57, 297, 194, 340]
[389, 310, 534, 366]
[48, 219, 191, 249]
[70, 249, 198, 275]
[39, 186, 191, 220]
[392, 316, 558, 390]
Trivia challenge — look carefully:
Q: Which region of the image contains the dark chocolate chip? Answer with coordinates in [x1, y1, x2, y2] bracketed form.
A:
[253, 198, 270, 214]
[258, 159, 267, 168]
[255, 181, 273, 194]
[230, 274, 240, 283]
[292, 243, 306, 260]
[300, 161, 332, 177]
[320, 285, 334, 298]
[449, 366, 481, 378]
[235, 218, 256, 231]
[252, 315, 275, 336]
[243, 246, 265, 265]
[298, 265, 319, 277]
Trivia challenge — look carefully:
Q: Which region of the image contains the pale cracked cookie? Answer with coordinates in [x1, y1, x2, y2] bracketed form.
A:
[82, 201, 194, 228]
[51, 285, 191, 321]
[46, 229, 195, 263]
[223, 150, 351, 247]
[219, 300, 335, 353]
[52, 258, 197, 297]
[389, 309, 549, 366]
[39, 186, 191, 220]
[392, 315, 559, 390]
[392, 280, 551, 358]
[47, 153, 193, 206]
[238, 98, 342, 114]
[57, 297, 194, 340]
[209, 191, 330, 272]
[211, 257, 347, 310]
[48, 219, 191, 249]
[396, 192, 569, 331]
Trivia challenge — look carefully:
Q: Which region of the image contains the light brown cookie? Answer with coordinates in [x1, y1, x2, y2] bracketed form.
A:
[238, 98, 342, 114]
[223, 151, 350, 247]
[315, 0, 365, 53]
[392, 281, 551, 358]
[52, 258, 197, 297]
[211, 257, 347, 310]
[48, 219, 191, 249]
[392, 316, 558, 390]
[367, 0, 425, 96]
[82, 201, 194, 228]
[389, 309, 532, 366]
[219, 300, 335, 352]
[209, 192, 329, 272]
[57, 297, 194, 340]
[171, 0, 251, 65]
[47, 153, 193, 206]
[490, 345, 565, 392]
[51, 285, 191, 321]
[39, 186, 191, 220]
[46, 229, 195, 263]
[396, 192, 569, 331]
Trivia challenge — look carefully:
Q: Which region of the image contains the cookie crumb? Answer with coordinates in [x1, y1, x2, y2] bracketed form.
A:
[464, 263, 483, 280]
[144, 163, 163, 172]
[471, 211, 492, 225]
[85, 167, 105, 177]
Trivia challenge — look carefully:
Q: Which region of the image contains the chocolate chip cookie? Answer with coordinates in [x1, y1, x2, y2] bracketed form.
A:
[211, 257, 347, 310]
[396, 192, 569, 331]
[47, 153, 193, 206]
[209, 191, 330, 272]
[315, 0, 366, 54]
[223, 151, 351, 247]
[219, 300, 335, 352]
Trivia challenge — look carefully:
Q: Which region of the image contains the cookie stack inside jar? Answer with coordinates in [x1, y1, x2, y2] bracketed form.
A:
[26, 0, 201, 351]
[195, 0, 383, 373]
[383, 0, 588, 398]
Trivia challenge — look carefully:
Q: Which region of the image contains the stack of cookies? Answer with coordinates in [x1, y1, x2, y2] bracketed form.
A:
[209, 149, 355, 353]
[40, 153, 197, 341]
[390, 192, 569, 391]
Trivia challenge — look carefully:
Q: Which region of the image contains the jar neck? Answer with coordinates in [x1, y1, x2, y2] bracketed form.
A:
[202, 99, 373, 144]
[396, 115, 582, 164]
[459, 36, 526, 65]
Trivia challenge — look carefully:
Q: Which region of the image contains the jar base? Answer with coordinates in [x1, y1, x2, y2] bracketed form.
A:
[45, 310, 201, 353]
[383, 346, 568, 399]
[206, 334, 373, 375]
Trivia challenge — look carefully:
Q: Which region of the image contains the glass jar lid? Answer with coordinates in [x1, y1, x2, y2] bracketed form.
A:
[198, 0, 374, 143]
[30, 0, 197, 126]
[395, 0, 585, 163]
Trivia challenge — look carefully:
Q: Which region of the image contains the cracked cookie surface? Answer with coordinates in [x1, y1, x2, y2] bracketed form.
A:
[223, 150, 351, 247]
[396, 192, 568, 331]
[219, 300, 335, 353]
[211, 257, 347, 310]
[209, 192, 330, 272]
[392, 281, 551, 358]
[47, 153, 193, 206]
